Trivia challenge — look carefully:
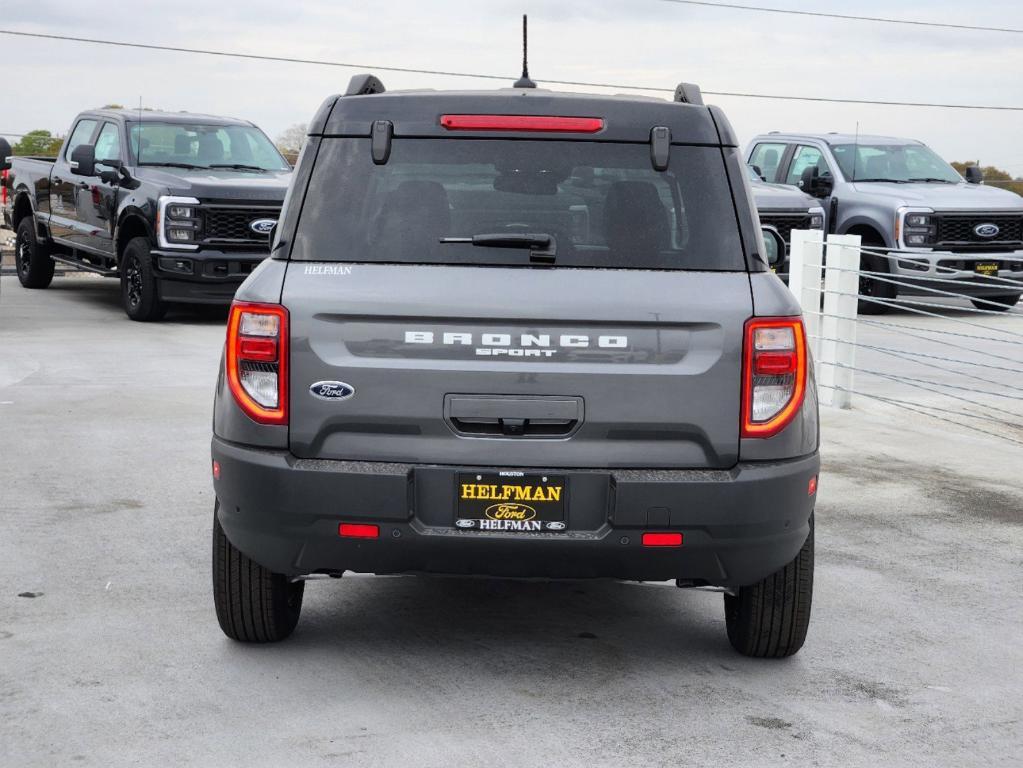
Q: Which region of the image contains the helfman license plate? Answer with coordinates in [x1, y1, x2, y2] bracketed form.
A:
[975, 262, 999, 276]
[455, 472, 567, 532]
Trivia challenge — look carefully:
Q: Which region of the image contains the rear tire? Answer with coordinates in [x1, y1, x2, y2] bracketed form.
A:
[857, 247, 897, 315]
[972, 294, 1020, 311]
[15, 217, 55, 289]
[120, 237, 166, 322]
[212, 504, 304, 643]
[724, 515, 814, 658]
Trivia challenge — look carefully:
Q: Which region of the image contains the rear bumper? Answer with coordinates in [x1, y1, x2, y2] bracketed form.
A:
[152, 247, 268, 305]
[212, 436, 819, 586]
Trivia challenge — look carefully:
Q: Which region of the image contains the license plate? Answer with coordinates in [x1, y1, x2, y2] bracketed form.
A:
[975, 262, 999, 276]
[455, 472, 567, 533]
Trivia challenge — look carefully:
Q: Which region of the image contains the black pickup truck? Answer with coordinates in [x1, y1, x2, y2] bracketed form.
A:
[0, 110, 291, 320]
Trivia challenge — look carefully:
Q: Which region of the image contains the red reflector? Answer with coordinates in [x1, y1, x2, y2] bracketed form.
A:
[212, 460, 221, 480]
[238, 337, 278, 361]
[808, 476, 817, 495]
[754, 351, 797, 375]
[339, 523, 379, 539]
[642, 532, 683, 547]
[440, 114, 604, 133]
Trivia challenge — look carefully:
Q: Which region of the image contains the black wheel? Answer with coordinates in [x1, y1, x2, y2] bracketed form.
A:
[212, 503, 304, 643]
[15, 217, 55, 289]
[972, 294, 1020, 311]
[120, 237, 166, 321]
[857, 247, 897, 315]
[724, 515, 814, 658]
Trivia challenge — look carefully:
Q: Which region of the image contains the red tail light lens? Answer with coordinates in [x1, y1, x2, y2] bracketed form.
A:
[642, 532, 684, 547]
[440, 115, 604, 133]
[226, 301, 288, 425]
[1, 170, 7, 206]
[339, 523, 379, 539]
[741, 317, 807, 438]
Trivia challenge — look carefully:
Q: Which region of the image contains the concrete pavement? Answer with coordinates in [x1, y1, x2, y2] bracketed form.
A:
[1, 275, 1021, 767]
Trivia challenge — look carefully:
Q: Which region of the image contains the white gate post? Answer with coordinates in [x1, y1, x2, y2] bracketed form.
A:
[819, 234, 860, 408]
[788, 229, 824, 364]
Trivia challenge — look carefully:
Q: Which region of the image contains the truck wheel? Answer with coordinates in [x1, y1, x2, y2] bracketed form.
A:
[857, 249, 897, 315]
[724, 515, 813, 658]
[120, 237, 166, 321]
[972, 294, 1020, 311]
[212, 504, 304, 643]
[15, 218, 55, 289]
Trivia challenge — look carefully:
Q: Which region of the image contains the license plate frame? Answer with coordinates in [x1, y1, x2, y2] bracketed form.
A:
[455, 472, 567, 533]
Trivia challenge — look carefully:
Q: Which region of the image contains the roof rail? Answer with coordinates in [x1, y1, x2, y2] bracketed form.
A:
[673, 82, 704, 106]
[345, 74, 386, 96]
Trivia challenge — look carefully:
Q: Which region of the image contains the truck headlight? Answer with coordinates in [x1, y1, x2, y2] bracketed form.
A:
[157, 195, 201, 250]
[898, 208, 936, 248]
[808, 208, 825, 230]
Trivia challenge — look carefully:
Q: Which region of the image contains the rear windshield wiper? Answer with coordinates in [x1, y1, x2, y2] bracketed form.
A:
[440, 233, 557, 263]
[208, 163, 267, 172]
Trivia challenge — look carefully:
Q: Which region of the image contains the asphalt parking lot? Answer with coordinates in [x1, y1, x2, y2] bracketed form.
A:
[1, 274, 1021, 767]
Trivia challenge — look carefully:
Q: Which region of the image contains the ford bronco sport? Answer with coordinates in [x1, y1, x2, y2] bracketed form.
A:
[211, 75, 820, 657]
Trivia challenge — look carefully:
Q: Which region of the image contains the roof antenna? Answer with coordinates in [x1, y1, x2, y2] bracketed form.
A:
[513, 14, 537, 89]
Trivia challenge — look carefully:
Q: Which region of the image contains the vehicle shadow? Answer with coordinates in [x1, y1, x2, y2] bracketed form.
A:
[232, 576, 793, 678]
[46, 274, 229, 324]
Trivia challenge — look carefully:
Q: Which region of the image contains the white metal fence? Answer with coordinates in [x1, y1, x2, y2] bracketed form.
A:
[788, 230, 1023, 446]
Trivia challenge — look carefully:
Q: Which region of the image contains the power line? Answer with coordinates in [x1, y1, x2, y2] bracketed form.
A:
[658, 0, 1023, 34]
[2, 28, 1023, 112]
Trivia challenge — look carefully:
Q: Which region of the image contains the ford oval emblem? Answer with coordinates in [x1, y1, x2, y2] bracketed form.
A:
[309, 381, 355, 401]
[249, 218, 277, 235]
[974, 223, 1000, 238]
[545, 521, 567, 531]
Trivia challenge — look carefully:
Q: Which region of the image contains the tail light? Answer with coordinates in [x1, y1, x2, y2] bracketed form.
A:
[1, 170, 7, 206]
[741, 317, 807, 438]
[226, 301, 288, 425]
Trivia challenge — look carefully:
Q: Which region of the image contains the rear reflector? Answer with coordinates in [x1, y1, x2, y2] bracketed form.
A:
[440, 115, 604, 133]
[212, 460, 221, 480]
[339, 523, 379, 539]
[642, 532, 684, 547]
[808, 476, 818, 495]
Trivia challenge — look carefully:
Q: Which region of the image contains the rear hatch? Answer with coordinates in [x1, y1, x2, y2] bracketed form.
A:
[283, 129, 752, 469]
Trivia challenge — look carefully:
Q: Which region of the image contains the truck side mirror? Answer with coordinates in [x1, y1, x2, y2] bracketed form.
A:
[0, 138, 11, 171]
[799, 165, 833, 198]
[70, 144, 96, 177]
[964, 165, 983, 184]
[761, 227, 783, 266]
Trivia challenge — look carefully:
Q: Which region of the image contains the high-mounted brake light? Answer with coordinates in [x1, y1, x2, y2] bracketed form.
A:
[741, 317, 807, 438]
[226, 301, 288, 425]
[440, 115, 604, 133]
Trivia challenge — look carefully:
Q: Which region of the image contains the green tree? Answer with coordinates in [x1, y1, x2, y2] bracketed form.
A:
[951, 161, 1023, 196]
[12, 130, 63, 157]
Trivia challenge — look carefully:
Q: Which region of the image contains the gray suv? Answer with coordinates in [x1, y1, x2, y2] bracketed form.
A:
[748, 133, 1023, 313]
[210, 75, 820, 657]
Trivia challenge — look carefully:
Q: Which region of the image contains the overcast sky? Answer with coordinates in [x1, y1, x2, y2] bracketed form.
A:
[3, 0, 1022, 173]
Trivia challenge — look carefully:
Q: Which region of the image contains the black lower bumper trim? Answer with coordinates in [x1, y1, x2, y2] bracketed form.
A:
[212, 437, 819, 586]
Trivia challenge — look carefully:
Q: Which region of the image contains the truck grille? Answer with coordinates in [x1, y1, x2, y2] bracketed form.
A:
[758, 212, 813, 252]
[935, 214, 1023, 249]
[202, 206, 281, 249]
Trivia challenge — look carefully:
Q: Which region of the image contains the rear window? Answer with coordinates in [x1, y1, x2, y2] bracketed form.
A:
[291, 139, 745, 270]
